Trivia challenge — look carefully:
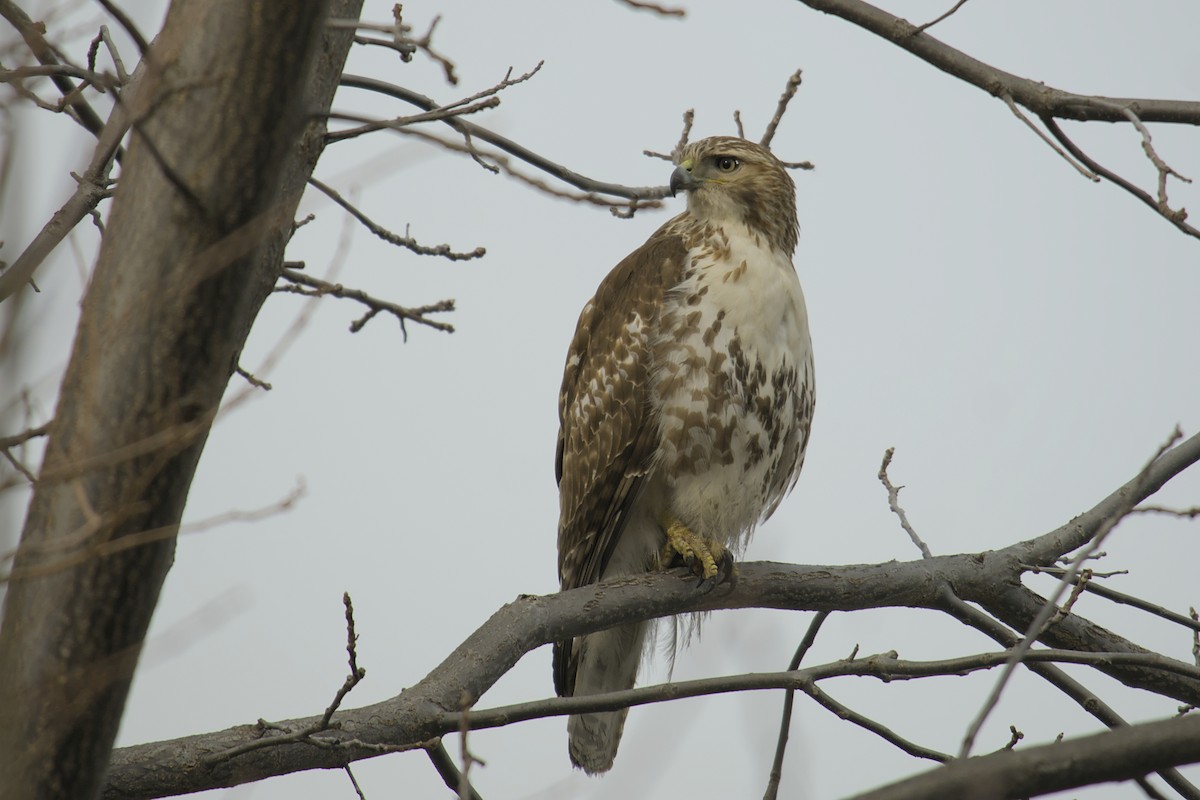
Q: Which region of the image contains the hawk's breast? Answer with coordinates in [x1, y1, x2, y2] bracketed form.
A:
[651, 223, 814, 550]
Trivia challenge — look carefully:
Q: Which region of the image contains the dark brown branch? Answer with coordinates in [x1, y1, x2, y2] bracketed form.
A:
[94, 0, 150, 57]
[1040, 116, 1200, 240]
[338, 74, 670, 201]
[101, 431, 1200, 798]
[793, 0, 1200, 125]
[764, 611, 830, 800]
[306, 178, 485, 260]
[850, 713, 1200, 800]
[0, 0, 112, 139]
[277, 268, 455, 338]
[614, 0, 686, 17]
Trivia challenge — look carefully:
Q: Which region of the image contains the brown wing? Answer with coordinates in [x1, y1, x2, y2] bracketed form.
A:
[553, 225, 687, 696]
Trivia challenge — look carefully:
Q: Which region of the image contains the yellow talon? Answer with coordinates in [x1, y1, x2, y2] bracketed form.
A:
[661, 519, 723, 580]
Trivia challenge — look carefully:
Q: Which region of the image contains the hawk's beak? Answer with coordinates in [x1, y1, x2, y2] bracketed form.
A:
[670, 160, 697, 197]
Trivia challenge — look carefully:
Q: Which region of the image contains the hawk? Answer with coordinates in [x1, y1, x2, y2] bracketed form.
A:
[554, 136, 815, 773]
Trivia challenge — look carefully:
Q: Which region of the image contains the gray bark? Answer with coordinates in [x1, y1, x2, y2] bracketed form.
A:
[0, 1, 362, 798]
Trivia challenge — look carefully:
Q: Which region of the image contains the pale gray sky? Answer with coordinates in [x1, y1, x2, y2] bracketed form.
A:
[4, 1, 1200, 797]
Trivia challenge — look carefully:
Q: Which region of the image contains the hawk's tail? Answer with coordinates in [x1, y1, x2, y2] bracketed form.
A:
[558, 620, 648, 775]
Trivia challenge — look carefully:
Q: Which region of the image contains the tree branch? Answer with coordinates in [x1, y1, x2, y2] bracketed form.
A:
[793, 0, 1200, 124]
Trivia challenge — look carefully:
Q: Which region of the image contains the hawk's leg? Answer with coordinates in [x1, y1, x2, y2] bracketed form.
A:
[661, 519, 735, 590]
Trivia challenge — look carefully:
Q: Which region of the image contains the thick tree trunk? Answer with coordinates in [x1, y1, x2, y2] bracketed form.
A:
[0, 1, 362, 797]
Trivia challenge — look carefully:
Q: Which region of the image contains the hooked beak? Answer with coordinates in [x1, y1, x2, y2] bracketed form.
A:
[670, 159, 698, 197]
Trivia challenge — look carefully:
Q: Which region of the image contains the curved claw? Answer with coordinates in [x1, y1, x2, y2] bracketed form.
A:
[661, 519, 734, 591]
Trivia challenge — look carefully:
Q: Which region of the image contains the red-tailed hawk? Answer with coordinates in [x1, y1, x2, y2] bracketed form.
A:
[554, 136, 815, 773]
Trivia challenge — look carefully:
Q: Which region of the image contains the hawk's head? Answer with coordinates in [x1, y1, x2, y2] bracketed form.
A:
[670, 136, 798, 256]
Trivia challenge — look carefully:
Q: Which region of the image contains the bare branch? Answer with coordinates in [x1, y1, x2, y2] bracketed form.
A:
[960, 428, 1185, 758]
[912, 0, 970, 33]
[764, 611, 830, 800]
[94, 0, 149, 57]
[277, 268, 455, 338]
[394, 128, 662, 216]
[878, 448, 933, 560]
[614, 0, 686, 17]
[202, 592, 366, 766]
[307, 177, 485, 261]
[1002, 93, 1099, 181]
[794, 0, 1200, 125]
[644, 108, 695, 162]
[759, 68, 803, 149]
[338, 75, 669, 201]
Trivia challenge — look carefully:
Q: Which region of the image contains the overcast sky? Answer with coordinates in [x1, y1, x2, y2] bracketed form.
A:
[4, 1, 1200, 798]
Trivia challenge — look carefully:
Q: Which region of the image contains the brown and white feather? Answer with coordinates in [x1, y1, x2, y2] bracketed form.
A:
[554, 136, 814, 774]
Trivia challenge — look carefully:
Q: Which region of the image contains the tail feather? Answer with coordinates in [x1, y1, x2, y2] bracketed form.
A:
[562, 621, 647, 774]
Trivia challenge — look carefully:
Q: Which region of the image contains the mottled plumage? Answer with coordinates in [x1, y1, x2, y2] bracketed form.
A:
[554, 136, 815, 774]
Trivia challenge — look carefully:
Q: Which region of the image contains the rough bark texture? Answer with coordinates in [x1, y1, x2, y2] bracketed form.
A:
[0, 1, 362, 798]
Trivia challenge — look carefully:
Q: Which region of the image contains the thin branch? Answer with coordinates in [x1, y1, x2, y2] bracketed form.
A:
[277, 268, 456, 338]
[960, 428, 1184, 758]
[390, 128, 662, 216]
[1001, 93, 1099, 181]
[759, 68, 803, 149]
[938, 589, 1200, 800]
[794, 0, 1200, 125]
[803, 680, 952, 763]
[202, 592, 366, 766]
[327, 62, 542, 142]
[644, 108, 695, 162]
[764, 611, 830, 800]
[338, 75, 669, 201]
[306, 177, 485, 261]
[94, 0, 149, 57]
[733, 109, 744, 139]
[234, 365, 272, 391]
[878, 447, 933, 560]
[912, 0, 970, 33]
[614, 0, 686, 17]
[1136, 504, 1200, 519]
[425, 740, 484, 800]
[1041, 115, 1200, 241]
[0, 0, 112, 139]
[0, 421, 51, 450]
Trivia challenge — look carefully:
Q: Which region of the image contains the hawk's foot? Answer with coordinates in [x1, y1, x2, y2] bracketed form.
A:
[661, 519, 733, 591]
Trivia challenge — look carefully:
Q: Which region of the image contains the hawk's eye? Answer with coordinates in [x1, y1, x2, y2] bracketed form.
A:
[715, 156, 739, 173]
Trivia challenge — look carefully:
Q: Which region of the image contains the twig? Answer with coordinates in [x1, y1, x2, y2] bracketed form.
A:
[0, 421, 51, 450]
[391, 128, 661, 217]
[344, 766, 366, 800]
[458, 692, 483, 800]
[1042, 115, 1200, 241]
[644, 108, 695, 162]
[425, 740, 484, 800]
[202, 592, 367, 766]
[307, 177, 485, 261]
[759, 69, 803, 149]
[1046, 568, 1092, 628]
[339, 74, 669, 200]
[1001, 94, 1099, 181]
[878, 448, 933, 560]
[1136, 504, 1200, 519]
[614, 0, 686, 16]
[328, 62, 542, 143]
[937, 589, 1200, 800]
[764, 611, 830, 800]
[959, 429, 1185, 759]
[94, 0, 149, 57]
[277, 268, 456, 339]
[1119, 106, 1193, 221]
[803, 680, 951, 763]
[733, 110, 745, 139]
[912, 0, 971, 33]
[234, 365, 272, 391]
[1192, 608, 1200, 669]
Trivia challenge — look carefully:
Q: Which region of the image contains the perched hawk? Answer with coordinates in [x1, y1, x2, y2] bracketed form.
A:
[553, 136, 815, 773]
